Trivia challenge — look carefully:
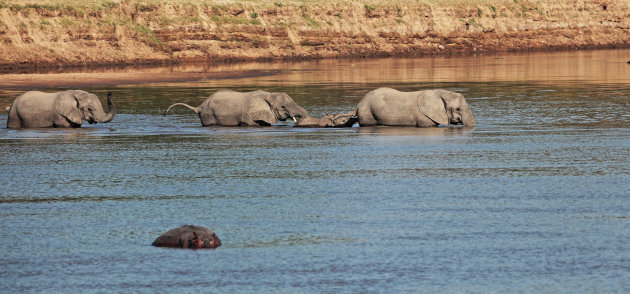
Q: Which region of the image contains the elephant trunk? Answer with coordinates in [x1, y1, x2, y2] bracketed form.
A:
[291, 105, 309, 121]
[461, 107, 476, 127]
[97, 92, 116, 123]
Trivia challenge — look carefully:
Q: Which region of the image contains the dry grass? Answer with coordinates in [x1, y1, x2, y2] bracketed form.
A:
[1, 0, 627, 67]
[0, 0, 522, 9]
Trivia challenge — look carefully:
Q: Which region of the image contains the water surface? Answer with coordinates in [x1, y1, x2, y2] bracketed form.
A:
[1, 49, 630, 293]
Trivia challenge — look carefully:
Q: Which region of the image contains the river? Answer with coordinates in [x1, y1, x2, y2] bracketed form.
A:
[1, 49, 629, 293]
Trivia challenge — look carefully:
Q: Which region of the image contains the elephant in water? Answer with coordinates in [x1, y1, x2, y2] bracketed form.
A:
[164, 90, 309, 126]
[293, 111, 358, 128]
[152, 225, 222, 249]
[356, 88, 476, 127]
[6, 90, 116, 129]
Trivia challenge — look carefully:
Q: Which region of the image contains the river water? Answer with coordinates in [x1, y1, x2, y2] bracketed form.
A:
[1, 49, 629, 293]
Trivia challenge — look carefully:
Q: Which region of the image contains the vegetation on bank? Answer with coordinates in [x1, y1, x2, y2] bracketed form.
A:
[0, 0, 628, 68]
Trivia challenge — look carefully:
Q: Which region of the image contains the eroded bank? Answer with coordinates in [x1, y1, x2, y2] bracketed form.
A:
[1, 0, 629, 69]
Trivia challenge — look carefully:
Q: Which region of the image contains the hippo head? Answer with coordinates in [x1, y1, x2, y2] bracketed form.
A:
[188, 231, 221, 249]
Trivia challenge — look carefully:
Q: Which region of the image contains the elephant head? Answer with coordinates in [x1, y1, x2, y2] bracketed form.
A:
[325, 112, 358, 127]
[434, 89, 476, 126]
[294, 111, 358, 128]
[247, 91, 309, 126]
[55, 90, 116, 126]
[418, 90, 476, 127]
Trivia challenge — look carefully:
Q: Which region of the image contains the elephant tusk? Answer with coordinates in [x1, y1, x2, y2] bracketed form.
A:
[292, 116, 297, 122]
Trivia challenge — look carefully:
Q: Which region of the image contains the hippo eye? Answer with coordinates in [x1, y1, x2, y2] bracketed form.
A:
[455, 107, 461, 111]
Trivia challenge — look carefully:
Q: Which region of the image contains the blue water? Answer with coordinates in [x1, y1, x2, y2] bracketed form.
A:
[1, 51, 630, 293]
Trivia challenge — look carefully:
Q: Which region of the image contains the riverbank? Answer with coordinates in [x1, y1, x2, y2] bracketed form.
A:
[1, 0, 629, 70]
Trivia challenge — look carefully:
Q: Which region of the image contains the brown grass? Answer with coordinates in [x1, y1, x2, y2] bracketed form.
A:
[1, 0, 628, 69]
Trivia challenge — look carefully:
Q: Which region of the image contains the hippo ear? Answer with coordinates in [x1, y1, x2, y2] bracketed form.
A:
[210, 233, 221, 248]
[417, 91, 448, 126]
[54, 92, 83, 125]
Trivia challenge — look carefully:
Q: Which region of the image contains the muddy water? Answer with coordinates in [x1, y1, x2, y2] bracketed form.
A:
[1, 49, 630, 293]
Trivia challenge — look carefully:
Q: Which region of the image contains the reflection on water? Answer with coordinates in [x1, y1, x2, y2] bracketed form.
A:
[356, 126, 474, 136]
[172, 48, 630, 86]
[1, 49, 630, 293]
[1, 49, 629, 93]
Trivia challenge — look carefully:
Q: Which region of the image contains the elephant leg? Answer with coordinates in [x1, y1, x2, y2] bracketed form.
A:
[52, 121, 74, 128]
[7, 109, 22, 129]
[357, 103, 378, 126]
[416, 116, 439, 127]
[52, 115, 78, 128]
[7, 119, 20, 129]
[199, 110, 217, 126]
[241, 120, 264, 126]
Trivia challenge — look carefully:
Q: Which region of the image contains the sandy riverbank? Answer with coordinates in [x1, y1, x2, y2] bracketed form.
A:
[1, 0, 629, 70]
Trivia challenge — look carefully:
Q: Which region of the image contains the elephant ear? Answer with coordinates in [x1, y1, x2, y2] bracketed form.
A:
[54, 92, 83, 126]
[417, 91, 449, 126]
[246, 93, 277, 126]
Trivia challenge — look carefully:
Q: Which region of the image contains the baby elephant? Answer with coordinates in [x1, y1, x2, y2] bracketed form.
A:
[294, 112, 358, 128]
[152, 225, 221, 249]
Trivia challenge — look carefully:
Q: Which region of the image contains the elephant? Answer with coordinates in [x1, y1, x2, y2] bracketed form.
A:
[293, 111, 358, 128]
[6, 90, 116, 129]
[152, 225, 222, 249]
[356, 88, 476, 127]
[164, 90, 309, 126]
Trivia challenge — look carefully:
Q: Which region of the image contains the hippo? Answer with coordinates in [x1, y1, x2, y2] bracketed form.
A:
[152, 225, 221, 249]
